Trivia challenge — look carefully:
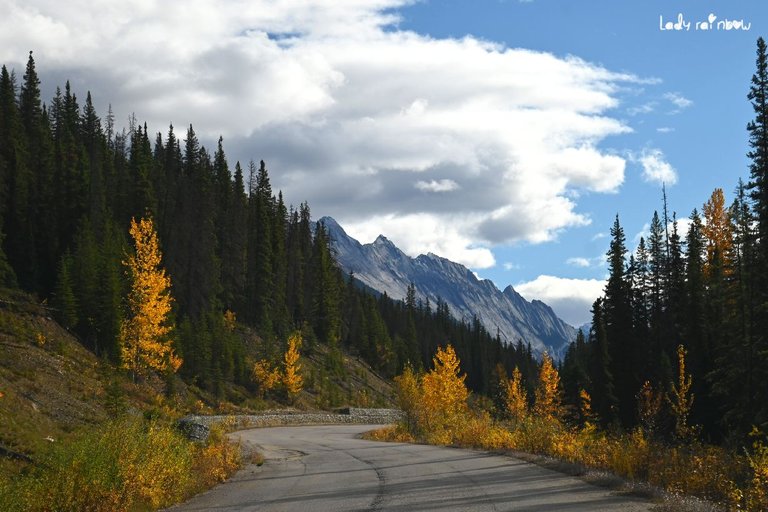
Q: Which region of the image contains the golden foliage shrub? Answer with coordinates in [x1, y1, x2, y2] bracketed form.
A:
[505, 367, 528, 423]
[417, 345, 470, 444]
[252, 359, 281, 397]
[533, 352, 563, 421]
[0, 416, 242, 512]
[192, 424, 242, 488]
[282, 331, 303, 400]
[363, 424, 416, 443]
[393, 364, 422, 436]
[378, 344, 767, 511]
[746, 432, 768, 510]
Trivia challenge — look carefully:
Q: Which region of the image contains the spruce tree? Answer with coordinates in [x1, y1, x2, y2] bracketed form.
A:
[747, 37, 768, 267]
[746, 37, 768, 429]
[647, 211, 668, 376]
[603, 215, 636, 426]
[221, 161, 248, 315]
[7, 52, 45, 291]
[53, 251, 78, 329]
[587, 298, 617, 426]
[271, 192, 289, 338]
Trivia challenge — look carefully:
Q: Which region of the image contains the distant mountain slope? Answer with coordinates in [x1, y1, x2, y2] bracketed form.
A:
[320, 217, 577, 356]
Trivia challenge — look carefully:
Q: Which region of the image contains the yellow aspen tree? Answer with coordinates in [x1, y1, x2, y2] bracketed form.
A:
[702, 188, 733, 277]
[533, 352, 563, 421]
[637, 380, 663, 435]
[505, 367, 528, 421]
[223, 310, 237, 331]
[579, 388, 596, 426]
[420, 344, 469, 434]
[394, 363, 421, 434]
[120, 217, 181, 378]
[252, 360, 281, 397]
[282, 332, 303, 401]
[667, 344, 695, 442]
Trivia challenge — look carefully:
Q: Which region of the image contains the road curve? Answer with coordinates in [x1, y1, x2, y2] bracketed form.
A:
[168, 424, 653, 511]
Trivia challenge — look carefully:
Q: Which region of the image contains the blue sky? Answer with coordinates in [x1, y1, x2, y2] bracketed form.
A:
[400, 0, 765, 325]
[0, 0, 765, 326]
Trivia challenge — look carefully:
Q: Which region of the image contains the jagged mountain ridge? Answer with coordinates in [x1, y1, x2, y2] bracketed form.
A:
[320, 217, 577, 356]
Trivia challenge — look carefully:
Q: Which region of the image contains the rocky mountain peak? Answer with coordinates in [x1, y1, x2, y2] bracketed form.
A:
[323, 216, 577, 357]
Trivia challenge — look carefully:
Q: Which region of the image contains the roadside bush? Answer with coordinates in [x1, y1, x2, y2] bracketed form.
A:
[0, 416, 241, 512]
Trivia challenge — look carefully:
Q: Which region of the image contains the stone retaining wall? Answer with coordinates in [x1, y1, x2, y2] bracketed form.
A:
[178, 408, 403, 442]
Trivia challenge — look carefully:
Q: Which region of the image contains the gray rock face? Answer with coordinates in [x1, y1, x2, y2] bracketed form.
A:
[321, 216, 576, 356]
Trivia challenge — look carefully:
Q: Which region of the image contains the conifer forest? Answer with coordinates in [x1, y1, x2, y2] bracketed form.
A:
[2, 34, 768, 458]
[0, 51, 536, 402]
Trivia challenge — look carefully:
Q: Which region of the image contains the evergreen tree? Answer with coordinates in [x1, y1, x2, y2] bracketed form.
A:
[710, 183, 759, 436]
[53, 251, 78, 329]
[603, 215, 637, 426]
[647, 210, 669, 378]
[271, 192, 289, 337]
[666, 215, 687, 355]
[221, 161, 248, 314]
[587, 298, 617, 425]
[747, 37, 768, 271]
[746, 37, 768, 429]
[309, 222, 341, 345]
[246, 160, 274, 336]
[6, 52, 45, 291]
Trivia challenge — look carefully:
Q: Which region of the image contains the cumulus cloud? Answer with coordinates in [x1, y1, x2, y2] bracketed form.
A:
[637, 148, 678, 186]
[344, 213, 497, 270]
[1, 0, 641, 268]
[515, 275, 605, 326]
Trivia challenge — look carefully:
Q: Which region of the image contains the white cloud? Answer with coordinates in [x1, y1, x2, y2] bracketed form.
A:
[566, 257, 591, 268]
[637, 148, 678, 186]
[415, 179, 459, 193]
[631, 217, 692, 251]
[515, 275, 605, 326]
[633, 222, 651, 245]
[0, 0, 642, 263]
[627, 102, 655, 116]
[664, 92, 693, 110]
[672, 216, 693, 239]
[344, 213, 496, 269]
[657, 127, 674, 133]
[503, 262, 521, 271]
[567, 255, 605, 268]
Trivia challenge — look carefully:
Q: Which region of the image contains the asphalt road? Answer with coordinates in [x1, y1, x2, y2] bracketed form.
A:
[169, 424, 654, 511]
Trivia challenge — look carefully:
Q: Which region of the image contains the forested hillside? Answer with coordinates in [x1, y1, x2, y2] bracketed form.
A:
[560, 37, 768, 443]
[0, 52, 536, 402]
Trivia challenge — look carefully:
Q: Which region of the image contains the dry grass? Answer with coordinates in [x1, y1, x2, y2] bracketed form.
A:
[0, 416, 241, 512]
[381, 353, 767, 511]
